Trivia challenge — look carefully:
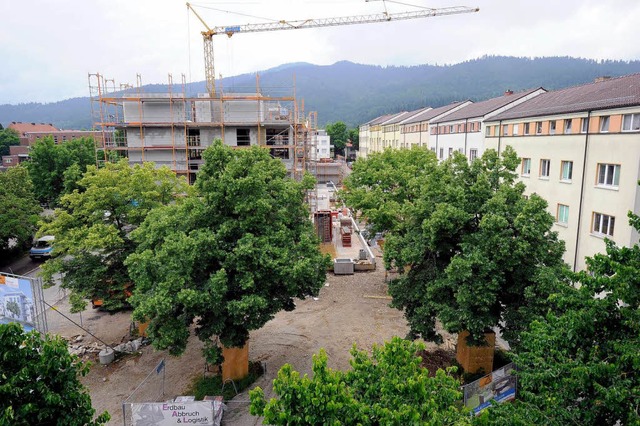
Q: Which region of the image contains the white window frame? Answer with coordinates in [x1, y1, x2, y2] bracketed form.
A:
[448, 147, 453, 157]
[469, 149, 478, 162]
[561, 161, 573, 182]
[592, 212, 615, 237]
[600, 116, 610, 133]
[513, 124, 519, 135]
[581, 117, 589, 133]
[549, 120, 556, 135]
[564, 119, 572, 134]
[536, 121, 543, 134]
[557, 204, 569, 225]
[596, 163, 620, 188]
[540, 159, 550, 178]
[503, 124, 509, 136]
[485, 126, 491, 136]
[622, 113, 640, 131]
[439, 147, 444, 159]
[521, 158, 531, 176]
[524, 122, 530, 135]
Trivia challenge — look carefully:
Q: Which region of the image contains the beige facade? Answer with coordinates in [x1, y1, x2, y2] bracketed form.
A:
[486, 75, 640, 271]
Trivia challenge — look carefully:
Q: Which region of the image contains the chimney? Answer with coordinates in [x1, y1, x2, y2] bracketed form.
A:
[504, 89, 514, 96]
[594, 76, 612, 83]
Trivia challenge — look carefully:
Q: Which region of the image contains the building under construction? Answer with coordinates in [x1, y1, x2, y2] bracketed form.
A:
[88, 73, 318, 187]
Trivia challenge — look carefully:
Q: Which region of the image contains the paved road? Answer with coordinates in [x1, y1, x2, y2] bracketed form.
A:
[0, 254, 42, 276]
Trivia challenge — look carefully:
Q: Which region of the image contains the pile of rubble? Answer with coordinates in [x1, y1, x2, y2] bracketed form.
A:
[63, 334, 148, 359]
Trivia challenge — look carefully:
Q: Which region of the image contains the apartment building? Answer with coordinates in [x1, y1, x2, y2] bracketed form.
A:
[2, 122, 110, 168]
[362, 113, 400, 158]
[485, 74, 640, 271]
[430, 88, 546, 162]
[313, 129, 332, 160]
[399, 101, 471, 150]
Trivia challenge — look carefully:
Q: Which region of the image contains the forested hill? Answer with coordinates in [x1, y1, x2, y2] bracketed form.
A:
[3, 56, 640, 129]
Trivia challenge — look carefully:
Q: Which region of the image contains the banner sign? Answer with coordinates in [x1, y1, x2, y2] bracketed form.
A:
[0, 274, 36, 331]
[463, 362, 517, 415]
[131, 401, 218, 425]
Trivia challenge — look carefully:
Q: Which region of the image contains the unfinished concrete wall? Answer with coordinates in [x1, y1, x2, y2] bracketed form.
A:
[123, 99, 186, 123]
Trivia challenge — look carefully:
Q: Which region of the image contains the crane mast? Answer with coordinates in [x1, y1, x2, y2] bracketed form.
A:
[186, 2, 479, 97]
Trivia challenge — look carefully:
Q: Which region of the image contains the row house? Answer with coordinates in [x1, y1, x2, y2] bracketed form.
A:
[485, 74, 640, 271]
[399, 101, 471, 150]
[429, 88, 546, 162]
[364, 113, 403, 157]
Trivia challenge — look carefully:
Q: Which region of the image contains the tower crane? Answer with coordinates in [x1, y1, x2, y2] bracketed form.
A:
[186, 2, 479, 97]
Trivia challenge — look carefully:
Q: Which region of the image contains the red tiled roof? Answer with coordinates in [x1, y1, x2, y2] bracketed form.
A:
[432, 88, 544, 123]
[8, 122, 58, 136]
[491, 74, 640, 121]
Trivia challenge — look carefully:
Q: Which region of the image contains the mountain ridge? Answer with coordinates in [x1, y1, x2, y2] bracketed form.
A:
[3, 56, 640, 129]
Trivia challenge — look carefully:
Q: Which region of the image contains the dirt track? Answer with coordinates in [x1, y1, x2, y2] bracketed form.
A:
[45, 248, 453, 425]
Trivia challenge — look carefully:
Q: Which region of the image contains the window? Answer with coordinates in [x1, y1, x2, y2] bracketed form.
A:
[622, 113, 640, 131]
[469, 149, 478, 162]
[536, 121, 543, 134]
[430, 147, 436, 152]
[449, 125, 454, 133]
[524, 122, 530, 135]
[597, 163, 620, 187]
[4, 158, 12, 164]
[561, 161, 573, 181]
[503, 124, 509, 136]
[564, 119, 572, 134]
[513, 124, 519, 135]
[521, 158, 531, 176]
[439, 148, 444, 159]
[458, 124, 464, 132]
[592, 212, 615, 237]
[581, 117, 589, 133]
[485, 126, 491, 136]
[540, 159, 550, 178]
[557, 204, 569, 225]
[600, 116, 610, 132]
[448, 147, 453, 157]
[236, 128, 251, 146]
[549, 121, 556, 135]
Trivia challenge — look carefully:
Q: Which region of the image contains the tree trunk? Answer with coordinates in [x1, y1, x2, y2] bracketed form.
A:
[222, 341, 249, 382]
[456, 330, 495, 375]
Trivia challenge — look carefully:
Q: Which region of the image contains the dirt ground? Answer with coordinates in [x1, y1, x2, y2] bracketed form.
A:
[45, 248, 456, 426]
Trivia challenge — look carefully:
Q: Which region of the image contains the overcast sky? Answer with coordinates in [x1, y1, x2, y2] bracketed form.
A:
[2, 0, 640, 104]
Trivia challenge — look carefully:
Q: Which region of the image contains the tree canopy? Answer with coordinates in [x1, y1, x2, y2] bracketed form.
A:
[478, 210, 640, 426]
[40, 160, 189, 312]
[26, 136, 96, 205]
[0, 166, 41, 261]
[325, 121, 348, 156]
[344, 147, 568, 347]
[126, 141, 329, 359]
[0, 323, 110, 425]
[250, 336, 471, 425]
[0, 127, 20, 156]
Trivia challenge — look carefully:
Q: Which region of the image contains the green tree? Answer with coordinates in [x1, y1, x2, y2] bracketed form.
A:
[0, 166, 42, 262]
[325, 121, 348, 156]
[250, 336, 471, 425]
[342, 146, 438, 233]
[0, 127, 20, 156]
[40, 160, 189, 312]
[26, 136, 96, 205]
[478, 212, 640, 426]
[0, 323, 110, 425]
[345, 147, 568, 352]
[5, 301, 20, 318]
[348, 127, 359, 151]
[126, 141, 329, 365]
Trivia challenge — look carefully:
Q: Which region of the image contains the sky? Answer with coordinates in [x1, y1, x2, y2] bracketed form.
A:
[2, 0, 640, 104]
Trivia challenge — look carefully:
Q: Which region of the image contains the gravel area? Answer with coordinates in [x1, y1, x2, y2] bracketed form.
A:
[47, 247, 453, 425]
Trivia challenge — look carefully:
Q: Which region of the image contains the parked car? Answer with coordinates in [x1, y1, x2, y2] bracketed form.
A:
[29, 235, 55, 260]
